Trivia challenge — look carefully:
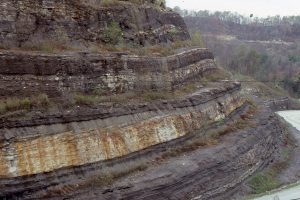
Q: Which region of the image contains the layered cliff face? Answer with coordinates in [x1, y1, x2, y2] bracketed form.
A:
[0, 44, 250, 198]
[0, 1, 287, 199]
[0, 83, 243, 178]
[0, 48, 214, 97]
[0, 0, 190, 48]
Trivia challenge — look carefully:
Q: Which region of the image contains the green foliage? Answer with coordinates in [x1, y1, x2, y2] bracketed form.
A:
[141, 91, 172, 101]
[5, 98, 32, 112]
[100, 0, 119, 7]
[37, 94, 50, 107]
[173, 8, 300, 26]
[249, 171, 280, 194]
[155, 0, 166, 8]
[0, 94, 50, 115]
[100, 0, 166, 7]
[191, 32, 205, 47]
[103, 22, 123, 45]
[282, 77, 300, 98]
[168, 26, 180, 36]
[74, 94, 97, 105]
[0, 97, 32, 114]
[21, 40, 71, 53]
[288, 55, 300, 63]
[229, 46, 273, 81]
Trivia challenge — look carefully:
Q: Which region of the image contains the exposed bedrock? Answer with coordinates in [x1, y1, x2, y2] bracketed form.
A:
[0, 0, 190, 47]
[88, 110, 283, 200]
[0, 82, 245, 197]
[0, 48, 214, 97]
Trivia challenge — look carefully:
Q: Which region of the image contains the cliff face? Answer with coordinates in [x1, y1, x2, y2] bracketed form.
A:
[0, 82, 245, 197]
[0, 1, 286, 199]
[0, 83, 243, 178]
[0, 0, 190, 47]
[0, 48, 214, 97]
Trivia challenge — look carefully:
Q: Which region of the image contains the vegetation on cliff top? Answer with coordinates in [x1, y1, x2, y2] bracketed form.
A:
[100, 0, 166, 8]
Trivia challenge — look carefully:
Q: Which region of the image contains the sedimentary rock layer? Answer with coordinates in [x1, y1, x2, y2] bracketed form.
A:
[0, 82, 245, 199]
[0, 48, 215, 96]
[87, 111, 283, 200]
[0, 83, 243, 180]
[0, 0, 190, 47]
[0, 97, 285, 200]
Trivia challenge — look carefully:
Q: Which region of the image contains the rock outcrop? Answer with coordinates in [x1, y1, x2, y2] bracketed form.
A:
[0, 0, 190, 47]
[70, 109, 283, 200]
[0, 82, 245, 198]
[0, 48, 214, 97]
[0, 1, 287, 199]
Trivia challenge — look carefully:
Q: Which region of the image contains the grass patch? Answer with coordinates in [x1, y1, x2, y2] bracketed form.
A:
[74, 91, 172, 105]
[205, 68, 232, 81]
[233, 73, 290, 99]
[249, 171, 280, 194]
[87, 159, 148, 187]
[0, 94, 50, 115]
[246, 118, 296, 197]
[140, 91, 173, 101]
[88, 32, 206, 56]
[74, 94, 98, 105]
[100, 0, 119, 7]
[0, 97, 32, 114]
[20, 39, 74, 53]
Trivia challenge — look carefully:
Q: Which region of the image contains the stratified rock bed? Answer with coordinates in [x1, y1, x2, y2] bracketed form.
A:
[0, 0, 190, 47]
[0, 1, 288, 199]
[0, 48, 215, 97]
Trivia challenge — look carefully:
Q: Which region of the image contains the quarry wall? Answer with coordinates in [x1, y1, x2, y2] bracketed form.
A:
[0, 0, 190, 47]
[0, 83, 243, 179]
[0, 48, 215, 97]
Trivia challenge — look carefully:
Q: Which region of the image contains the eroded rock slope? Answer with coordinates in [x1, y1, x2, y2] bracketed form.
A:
[0, 0, 189, 47]
[0, 1, 288, 199]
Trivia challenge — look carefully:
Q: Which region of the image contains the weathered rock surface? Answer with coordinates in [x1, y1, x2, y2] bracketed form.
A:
[0, 82, 245, 198]
[0, 48, 214, 97]
[0, 99, 287, 200]
[0, 2, 288, 199]
[0, 0, 190, 47]
[68, 110, 283, 200]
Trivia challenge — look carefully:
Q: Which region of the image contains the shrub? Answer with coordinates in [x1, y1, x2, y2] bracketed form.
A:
[191, 32, 205, 48]
[154, 0, 166, 8]
[21, 98, 32, 110]
[37, 94, 50, 107]
[103, 22, 123, 45]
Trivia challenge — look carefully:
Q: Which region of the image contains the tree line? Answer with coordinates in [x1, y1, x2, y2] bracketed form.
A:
[173, 7, 300, 26]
